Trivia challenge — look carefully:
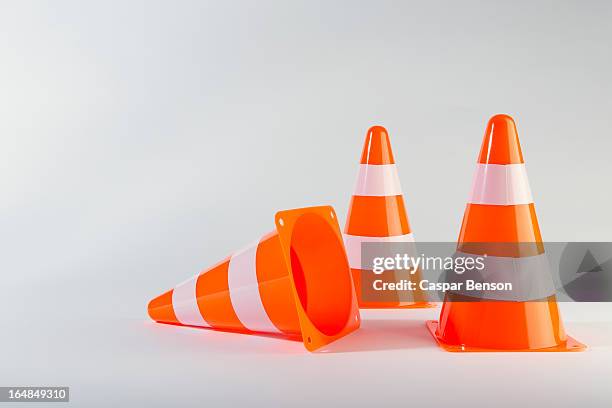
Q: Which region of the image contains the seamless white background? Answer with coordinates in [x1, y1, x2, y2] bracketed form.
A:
[1, 1, 611, 407]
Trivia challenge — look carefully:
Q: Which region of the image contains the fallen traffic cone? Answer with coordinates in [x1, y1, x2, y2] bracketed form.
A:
[148, 205, 360, 351]
[426, 114, 586, 351]
[344, 125, 432, 308]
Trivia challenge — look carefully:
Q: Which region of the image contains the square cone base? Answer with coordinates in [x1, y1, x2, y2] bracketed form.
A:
[275, 206, 361, 351]
[426, 321, 586, 352]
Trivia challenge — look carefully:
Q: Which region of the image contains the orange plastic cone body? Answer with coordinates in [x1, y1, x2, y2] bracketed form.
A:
[344, 126, 432, 308]
[426, 114, 586, 352]
[148, 206, 360, 351]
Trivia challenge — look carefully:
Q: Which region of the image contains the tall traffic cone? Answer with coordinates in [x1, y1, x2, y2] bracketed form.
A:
[426, 114, 586, 351]
[344, 126, 432, 308]
[148, 206, 360, 351]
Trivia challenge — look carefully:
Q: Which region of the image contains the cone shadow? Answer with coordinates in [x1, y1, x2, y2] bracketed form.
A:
[147, 321, 306, 355]
[319, 319, 433, 353]
[156, 321, 303, 341]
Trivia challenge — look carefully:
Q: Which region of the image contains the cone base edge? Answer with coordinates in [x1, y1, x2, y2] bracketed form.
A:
[425, 320, 587, 352]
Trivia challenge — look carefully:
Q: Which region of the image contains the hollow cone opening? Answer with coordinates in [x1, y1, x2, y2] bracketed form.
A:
[289, 213, 353, 337]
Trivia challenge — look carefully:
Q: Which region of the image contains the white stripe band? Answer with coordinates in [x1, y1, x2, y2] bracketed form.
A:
[228, 241, 280, 333]
[469, 163, 533, 205]
[450, 251, 556, 301]
[353, 164, 402, 196]
[172, 273, 211, 327]
[343, 233, 415, 270]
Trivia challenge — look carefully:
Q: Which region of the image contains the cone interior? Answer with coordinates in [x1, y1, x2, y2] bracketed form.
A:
[288, 213, 353, 337]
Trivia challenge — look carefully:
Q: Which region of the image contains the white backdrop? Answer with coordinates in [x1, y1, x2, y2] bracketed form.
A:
[1, 1, 611, 407]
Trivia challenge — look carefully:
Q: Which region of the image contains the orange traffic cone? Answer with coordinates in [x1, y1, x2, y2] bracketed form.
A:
[148, 206, 360, 351]
[344, 126, 432, 308]
[426, 114, 586, 352]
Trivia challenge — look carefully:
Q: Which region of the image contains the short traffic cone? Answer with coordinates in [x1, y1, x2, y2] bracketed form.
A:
[344, 126, 432, 308]
[426, 114, 586, 351]
[148, 206, 360, 351]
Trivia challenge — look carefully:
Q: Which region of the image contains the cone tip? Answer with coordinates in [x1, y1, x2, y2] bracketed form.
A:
[147, 289, 177, 323]
[147, 297, 159, 321]
[360, 125, 395, 164]
[367, 125, 388, 136]
[478, 113, 524, 164]
[489, 113, 516, 126]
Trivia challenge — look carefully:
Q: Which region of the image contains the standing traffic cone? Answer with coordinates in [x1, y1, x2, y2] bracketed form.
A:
[426, 114, 586, 351]
[344, 126, 432, 308]
[148, 206, 360, 351]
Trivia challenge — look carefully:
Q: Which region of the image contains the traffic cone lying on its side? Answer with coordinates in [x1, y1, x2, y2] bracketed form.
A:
[426, 114, 586, 352]
[344, 126, 432, 308]
[148, 206, 360, 351]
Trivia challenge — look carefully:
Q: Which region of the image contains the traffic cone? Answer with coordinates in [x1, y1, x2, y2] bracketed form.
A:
[344, 125, 432, 308]
[426, 114, 586, 352]
[148, 205, 360, 351]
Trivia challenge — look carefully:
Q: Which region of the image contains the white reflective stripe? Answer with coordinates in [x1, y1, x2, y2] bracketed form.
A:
[172, 274, 211, 327]
[451, 251, 556, 301]
[343, 233, 415, 270]
[227, 241, 280, 333]
[469, 163, 533, 205]
[353, 164, 402, 196]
